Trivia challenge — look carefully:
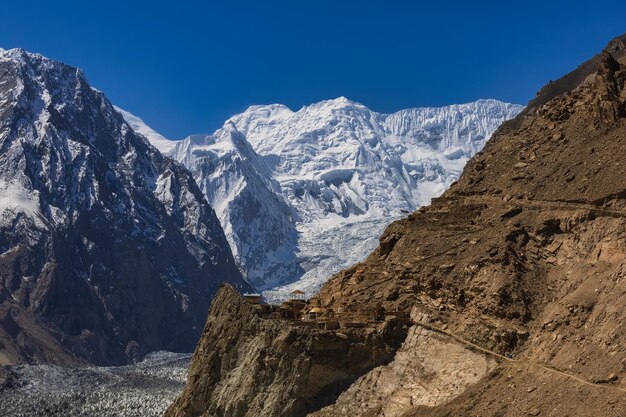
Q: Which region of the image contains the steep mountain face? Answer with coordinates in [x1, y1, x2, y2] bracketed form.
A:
[165, 285, 408, 417]
[162, 98, 522, 295]
[0, 49, 251, 366]
[167, 33, 626, 417]
[168, 126, 301, 289]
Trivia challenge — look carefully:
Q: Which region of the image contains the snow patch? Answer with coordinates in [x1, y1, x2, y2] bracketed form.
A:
[114, 106, 178, 154]
[0, 179, 43, 226]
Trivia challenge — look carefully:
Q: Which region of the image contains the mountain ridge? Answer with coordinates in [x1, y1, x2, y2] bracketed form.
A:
[0, 48, 252, 366]
[121, 97, 523, 296]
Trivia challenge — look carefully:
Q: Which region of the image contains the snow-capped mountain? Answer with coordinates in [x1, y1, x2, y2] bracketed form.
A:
[0, 49, 251, 365]
[138, 97, 523, 300]
[168, 125, 301, 290]
[229, 97, 519, 219]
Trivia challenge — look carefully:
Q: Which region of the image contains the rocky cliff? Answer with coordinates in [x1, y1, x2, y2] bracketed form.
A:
[167, 33, 626, 417]
[165, 285, 408, 417]
[0, 49, 252, 366]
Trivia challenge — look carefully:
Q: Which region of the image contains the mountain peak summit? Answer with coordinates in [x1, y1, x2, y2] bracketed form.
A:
[0, 48, 252, 365]
[162, 97, 523, 296]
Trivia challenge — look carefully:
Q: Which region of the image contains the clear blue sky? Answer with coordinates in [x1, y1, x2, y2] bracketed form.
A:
[2, 1, 625, 138]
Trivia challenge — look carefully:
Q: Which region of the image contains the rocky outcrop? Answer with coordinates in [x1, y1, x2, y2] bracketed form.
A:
[0, 49, 253, 366]
[165, 285, 408, 417]
[167, 33, 626, 417]
[309, 309, 497, 417]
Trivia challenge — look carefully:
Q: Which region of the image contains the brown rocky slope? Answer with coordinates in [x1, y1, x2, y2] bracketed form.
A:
[167, 33, 626, 417]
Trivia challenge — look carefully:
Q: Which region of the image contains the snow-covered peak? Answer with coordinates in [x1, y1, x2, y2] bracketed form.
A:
[169, 122, 299, 290]
[114, 106, 178, 154]
[304, 96, 363, 111]
[0, 47, 42, 62]
[240, 103, 294, 117]
[0, 49, 252, 363]
[167, 96, 523, 295]
[169, 124, 254, 166]
[383, 98, 522, 156]
[0, 48, 85, 84]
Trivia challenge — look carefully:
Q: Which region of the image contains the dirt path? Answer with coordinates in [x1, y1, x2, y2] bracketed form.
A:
[414, 321, 626, 395]
[458, 195, 626, 217]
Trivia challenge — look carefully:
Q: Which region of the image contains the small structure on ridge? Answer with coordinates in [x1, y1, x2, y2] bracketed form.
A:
[243, 293, 262, 304]
[289, 289, 306, 301]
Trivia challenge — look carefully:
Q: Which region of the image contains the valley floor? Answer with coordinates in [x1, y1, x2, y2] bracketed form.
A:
[0, 351, 190, 417]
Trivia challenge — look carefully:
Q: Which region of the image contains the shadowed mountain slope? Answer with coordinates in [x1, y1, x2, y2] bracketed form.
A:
[0, 49, 252, 366]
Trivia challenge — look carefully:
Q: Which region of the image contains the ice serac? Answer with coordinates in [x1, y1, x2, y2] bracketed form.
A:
[169, 97, 523, 294]
[0, 49, 252, 366]
[168, 33, 626, 417]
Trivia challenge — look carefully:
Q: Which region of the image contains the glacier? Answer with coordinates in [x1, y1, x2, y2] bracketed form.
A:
[119, 97, 523, 302]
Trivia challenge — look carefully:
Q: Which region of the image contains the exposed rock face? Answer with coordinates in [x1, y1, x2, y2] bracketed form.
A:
[0, 49, 252, 366]
[165, 285, 408, 417]
[167, 33, 626, 417]
[309, 309, 497, 417]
